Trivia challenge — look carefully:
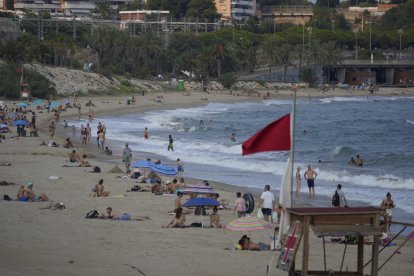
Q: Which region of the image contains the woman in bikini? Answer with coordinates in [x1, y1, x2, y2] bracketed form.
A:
[167, 207, 186, 228]
[381, 192, 395, 233]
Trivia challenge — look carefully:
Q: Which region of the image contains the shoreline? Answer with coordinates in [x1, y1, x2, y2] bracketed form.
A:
[1, 88, 414, 275]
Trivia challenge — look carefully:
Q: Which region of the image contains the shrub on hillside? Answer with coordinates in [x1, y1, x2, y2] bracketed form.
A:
[218, 72, 237, 89]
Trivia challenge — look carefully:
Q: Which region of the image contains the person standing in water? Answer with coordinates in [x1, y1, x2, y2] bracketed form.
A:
[168, 135, 174, 151]
[304, 164, 317, 197]
[177, 159, 184, 177]
[144, 127, 149, 140]
[230, 133, 236, 142]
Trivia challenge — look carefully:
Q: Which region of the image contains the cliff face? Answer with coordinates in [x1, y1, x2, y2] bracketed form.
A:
[24, 64, 164, 95]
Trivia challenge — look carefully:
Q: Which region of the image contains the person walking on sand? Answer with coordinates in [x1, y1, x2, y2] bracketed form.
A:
[295, 167, 301, 197]
[332, 184, 347, 207]
[380, 192, 395, 233]
[177, 158, 184, 177]
[304, 164, 317, 197]
[168, 135, 174, 151]
[260, 185, 275, 222]
[48, 121, 56, 138]
[122, 143, 132, 172]
[144, 127, 149, 140]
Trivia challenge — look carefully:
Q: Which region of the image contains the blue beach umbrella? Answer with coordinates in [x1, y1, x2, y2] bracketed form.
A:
[148, 163, 177, 176]
[12, 120, 29, 126]
[7, 112, 17, 118]
[132, 159, 156, 168]
[50, 101, 59, 108]
[16, 103, 30, 107]
[32, 99, 43, 105]
[0, 123, 8, 128]
[183, 198, 220, 228]
[183, 198, 220, 208]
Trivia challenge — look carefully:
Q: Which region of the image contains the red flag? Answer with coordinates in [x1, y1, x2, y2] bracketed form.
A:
[242, 113, 290, 155]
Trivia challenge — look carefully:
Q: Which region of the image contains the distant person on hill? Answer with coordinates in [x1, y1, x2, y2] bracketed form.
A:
[304, 165, 317, 197]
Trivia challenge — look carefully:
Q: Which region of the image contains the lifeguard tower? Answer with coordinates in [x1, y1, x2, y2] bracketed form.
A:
[277, 207, 383, 276]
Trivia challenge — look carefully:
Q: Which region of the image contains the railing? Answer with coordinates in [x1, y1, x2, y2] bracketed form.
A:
[261, 5, 313, 14]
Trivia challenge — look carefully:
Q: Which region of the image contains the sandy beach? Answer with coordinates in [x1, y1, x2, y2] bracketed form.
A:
[1, 87, 413, 275]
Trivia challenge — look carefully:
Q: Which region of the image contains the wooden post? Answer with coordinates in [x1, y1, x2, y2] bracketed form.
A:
[357, 236, 364, 274]
[371, 214, 380, 276]
[302, 216, 310, 276]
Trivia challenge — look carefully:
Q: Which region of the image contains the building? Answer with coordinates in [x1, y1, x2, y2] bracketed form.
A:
[261, 5, 313, 26]
[214, 0, 256, 22]
[12, 0, 132, 17]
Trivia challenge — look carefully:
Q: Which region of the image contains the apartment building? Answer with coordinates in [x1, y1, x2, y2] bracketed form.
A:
[12, 0, 131, 17]
[215, 0, 256, 22]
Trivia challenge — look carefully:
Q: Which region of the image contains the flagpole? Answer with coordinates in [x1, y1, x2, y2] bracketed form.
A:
[291, 86, 297, 206]
[275, 86, 297, 251]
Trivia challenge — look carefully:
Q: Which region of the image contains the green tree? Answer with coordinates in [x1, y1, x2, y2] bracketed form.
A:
[186, 0, 219, 21]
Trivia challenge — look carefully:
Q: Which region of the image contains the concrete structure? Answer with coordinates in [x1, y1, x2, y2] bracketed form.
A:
[119, 10, 169, 22]
[214, 0, 256, 22]
[12, 0, 131, 17]
[261, 5, 313, 26]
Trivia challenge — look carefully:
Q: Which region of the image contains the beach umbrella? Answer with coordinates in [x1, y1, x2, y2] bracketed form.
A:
[62, 99, 70, 105]
[225, 216, 273, 237]
[182, 185, 218, 196]
[16, 103, 30, 107]
[7, 112, 16, 118]
[12, 120, 29, 126]
[50, 101, 59, 108]
[148, 163, 177, 176]
[132, 159, 156, 169]
[183, 197, 220, 228]
[0, 124, 7, 128]
[31, 99, 43, 105]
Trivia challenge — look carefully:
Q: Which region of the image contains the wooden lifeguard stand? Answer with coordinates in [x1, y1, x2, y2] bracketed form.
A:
[283, 207, 383, 276]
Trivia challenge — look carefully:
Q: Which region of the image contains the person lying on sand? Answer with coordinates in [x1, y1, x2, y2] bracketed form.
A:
[167, 207, 186, 228]
[238, 235, 270, 251]
[100, 207, 150, 221]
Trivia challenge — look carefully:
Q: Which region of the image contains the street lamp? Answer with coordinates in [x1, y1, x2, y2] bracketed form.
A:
[398, 29, 403, 60]
[367, 21, 372, 85]
[354, 30, 358, 60]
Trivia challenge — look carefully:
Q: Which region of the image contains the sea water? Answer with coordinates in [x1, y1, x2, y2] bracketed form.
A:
[66, 95, 414, 221]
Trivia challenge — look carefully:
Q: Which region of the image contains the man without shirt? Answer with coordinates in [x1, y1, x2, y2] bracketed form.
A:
[304, 164, 317, 197]
[260, 185, 275, 222]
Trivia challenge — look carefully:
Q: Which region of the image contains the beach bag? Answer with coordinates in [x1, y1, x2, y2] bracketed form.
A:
[272, 211, 278, 223]
[332, 191, 340, 207]
[130, 185, 141, 192]
[257, 209, 264, 219]
[190, 222, 202, 227]
[93, 166, 101, 173]
[85, 210, 99, 219]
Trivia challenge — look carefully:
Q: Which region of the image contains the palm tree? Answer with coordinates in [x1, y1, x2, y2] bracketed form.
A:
[277, 44, 293, 82]
[261, 37, 280, 80]
[320, 41, 341, 83]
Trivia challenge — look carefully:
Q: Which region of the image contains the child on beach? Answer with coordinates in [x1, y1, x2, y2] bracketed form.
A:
[233, 192, 246, 218]
[177, 158, 184, 177]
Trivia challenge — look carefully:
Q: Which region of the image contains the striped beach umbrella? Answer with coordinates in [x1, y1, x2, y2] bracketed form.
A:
[225, 216, 273, 231]
[148, 163, 177, 176]
[131, 159, 156, 169]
